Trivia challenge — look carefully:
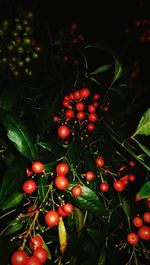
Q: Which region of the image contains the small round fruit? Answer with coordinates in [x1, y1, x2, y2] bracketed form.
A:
[57, 206, 68, 217]
[87, 123, 95, 131]
[53, 116, 60, 123]
[99, 182, 109, 192]
[26, 256, 41, 265]
[56, 162, 69, 175]
[55, 176, 69, 190]
[143, 212, 150, 223]
[29, 235, 43, 251]
[73, 90, 81, 100]
[76, 102, 85, 111]
[88, 113, 98, 122]
[128, 174, 136, 182]
[33, 247, 48, 264]
[96, 157, 105, 168]
[45, 210, 59, 227]
[138, 226, 150, 240]
[63, 203, 74, 215]
[127, 232, 139, 245]
[113, 180, 124, 192]
[22, 180, 37, 194]
[11, 250, 28, 265]
[80, 88, 90, 98]
[85, 171, 95, 181]
[132, 216, 143, 227]
[77, 111, 85, 120]
[63, 100, 71, 108]
[32, 161, 44, 173]
[65, 109, 74, 119]
[71, 185, 82, 197]
[93, 93, 100, 100]
[58, 125, 70, 139]
[88, 105, 96, 113]
[129, 160, 135, 167]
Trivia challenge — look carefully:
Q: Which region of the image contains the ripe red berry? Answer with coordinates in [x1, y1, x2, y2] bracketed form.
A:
[65, 109, 74, 119]
[58, 125, 70, 139]
[22, 180, 37, 194]
[133, 216, 143, 227]
[143, 212, 150, 223]
[138, 226, 150, 240]
[26, 256, 41, 265]
[96, 156, 105, 168]
[27, 204, 37, 213]
[26, 167, 32, 177]
[77, 111, 85, 120]
[69, 93, 74, 101]
[31, 161, 44, 174]
[76, 102, 85, 111]
[53, 116, 60, 123]
[127, 232, 139, 245]
[99, 182, 109, 192]
[85, 171, 95, 181]
[57, 206, 68, 217]
[121, 175, 129, 186]
[63, 100, 71, 108]
[93, 93, 100, 100]
[29, 235, 43, 251]
[93, 101, 99, 108]
[80, 88, 90, 98]
[63, 203, 74, 215]
[11, 250, 28, 265]
[45, 210, 59, 227]
[88, 113, 98, 122]
[33, 247, 48, 264]
[129, 160, 136, 167]
[128, 174, 136, 182]
[71, 185, 82, 197]
[113, 180, 124, 192]
[73, 90, 81, 100]
[88, 105, 96, 113]
[87, 123, 95, 131]
[56, 162, 69, 175]
[55, 175, 69, 190]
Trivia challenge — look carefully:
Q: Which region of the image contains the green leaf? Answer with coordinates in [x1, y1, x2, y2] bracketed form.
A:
[133, 138, 150, 157]
[0, 109, 36, 160]
[136, 181, 150, 200]
[1, 192, 24, 210]
[64, 182, 106, 220]
[0, 158, 26, 203]
[36, 233, 52, 260]
[98, 248, 106, 265]
[89, 64, 112, 76]
[4, 220, 24, 236]
[74, 207, 84, 235]
[122, 198, 131, 217]
[112, 56, 122, 84]
[133, 108, 150, 136]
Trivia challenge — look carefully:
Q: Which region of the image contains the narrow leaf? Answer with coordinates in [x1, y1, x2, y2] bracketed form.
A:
[36, 233, 52, 260]
[89, 64, 112, 76]
[133, 138, 150, 157]
[1, 192, 24, 210]
[58, 217, 68, 254]
[136, 181, 150, 200]
[133, 108, 150, 136]
[0, 109, 36, 160]
[38, 177, 49, 203]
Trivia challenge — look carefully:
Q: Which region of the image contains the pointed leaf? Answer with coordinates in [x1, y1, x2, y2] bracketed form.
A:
[112, 56, 122, 83]
[0, 109, 36, 160]
[1, 192, 24, 210]
[98, 248, 106, 265]
[133, 138, 150, 157]
[136, 181, 150, 200]
[58, 217, 68, 254]
[89, 64, 112, 76]
[133, 108, 150, 136]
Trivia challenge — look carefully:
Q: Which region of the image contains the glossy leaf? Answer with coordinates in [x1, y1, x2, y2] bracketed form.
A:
[1, 192, 24, 210]
[133, 138, 150, 157]
[3, 219, 24, 236]
[58, 217, 68, 254]
[136, 181, 150, 200]
[112, 56, 122, 84]
[65, 182, 106, 220]
[133, 108, 150, 136]
[0, 109, 36, 160]
[89, 64, 112, 76]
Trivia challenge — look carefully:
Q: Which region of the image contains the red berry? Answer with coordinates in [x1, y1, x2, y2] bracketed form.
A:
[85, 171, 95, 181]
[138, 226, 150, 240]
[143, 212, 150, 223]
[96, 156, 105, 168]
[87, 123, 95, 131]
[80, 88, 90, 98]
[32, 161, 44, 174]
[26, 167, 32, 177]
[93, 101, 99, 108]
[55, 175, 69, 190]
[56, 162, 69, 175]
[58, 125, 70, 139]
[33, 247, 48, 264]
[11, 250, 28, 265]
[128, 174, 136, 182]
[113, 180, 124, 192]
[93, 93, 100, 100]
[127, 232, 139, 245]
[23, 180, 37, 194]
[129, 160, 136, 167]
[63, 95, 69, 101]
[77, 111, 85, 120]
[73, 90, 81, 100]
[71, 185, 82, 197]
[121, 175, 129, 186]
[45, 210, 59, 227]
[63, 100, 71, 108]
[88, 105, 96, 113]
[26, 256, 41, 265]
[53, 116, 60, 123]
[29, 235, 43, 251]
[133, 216, 143, 227]
[57, 206, 68, 217]
[69, 93, 74, 101]
[100, 182, 109, 192]
[65, 109, 74, 119]
[63, 203, 74, 215]
[76, 102, 85, 111]
[27, 204, 37, 213]
[88, 113, 98, 122]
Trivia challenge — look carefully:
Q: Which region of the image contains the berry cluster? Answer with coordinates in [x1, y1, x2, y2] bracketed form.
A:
[127, 212, 150, 245]
[11, 235, 48, 265]
[0, 12, 41, 76]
